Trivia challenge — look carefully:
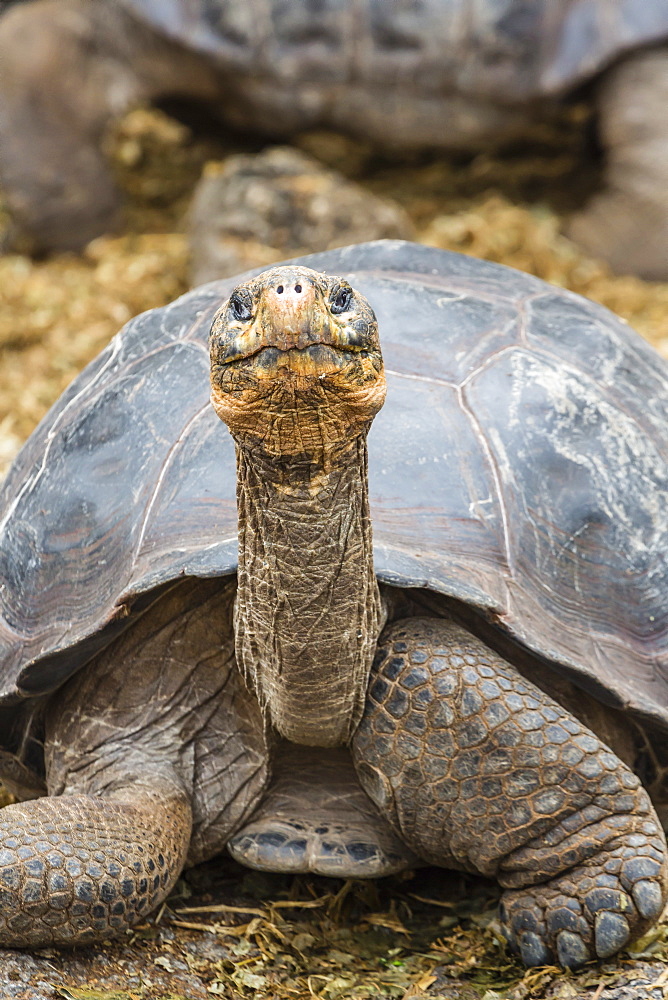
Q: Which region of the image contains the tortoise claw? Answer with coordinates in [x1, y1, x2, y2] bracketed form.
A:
[500, 838, 667, 970]
[556, 930, 589, 968]
[632, 879, 664, 919]
[594, 911, 630, 958]
[517, 931, 551, 967]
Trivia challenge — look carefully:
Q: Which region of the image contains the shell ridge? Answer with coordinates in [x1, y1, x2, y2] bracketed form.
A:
[458, 382, 514, 577]
[0, 337, 124, 540]
[133, 400, 212, 558]
[383, 368, 458, 391]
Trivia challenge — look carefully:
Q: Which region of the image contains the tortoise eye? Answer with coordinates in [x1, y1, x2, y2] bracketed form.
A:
[330, 284, 353, 315]
[229, 292, 253, 322]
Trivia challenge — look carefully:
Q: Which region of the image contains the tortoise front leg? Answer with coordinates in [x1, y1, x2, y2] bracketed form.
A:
[0, 578, 268, 948]
[0, 784, 191, 947]
[353, 617, 668, 968]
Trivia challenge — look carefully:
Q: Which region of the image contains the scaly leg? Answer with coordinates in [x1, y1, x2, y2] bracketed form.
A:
[353, 616, 668, 968]
[0, 578, 268, 947]
[0, 783, 191, 947]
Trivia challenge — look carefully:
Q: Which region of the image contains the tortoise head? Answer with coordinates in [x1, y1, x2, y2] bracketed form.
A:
[209, 265, 386, 455]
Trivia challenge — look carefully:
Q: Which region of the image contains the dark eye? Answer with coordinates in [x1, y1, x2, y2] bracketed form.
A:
[229, 292, 252, 322]
[330, 284, 353, 315]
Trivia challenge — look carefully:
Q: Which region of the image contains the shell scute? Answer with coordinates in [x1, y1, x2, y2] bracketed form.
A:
[123, 1, 668, 100]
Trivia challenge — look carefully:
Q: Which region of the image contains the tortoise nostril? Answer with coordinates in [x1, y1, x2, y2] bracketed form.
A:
[295, 284, 302, 293]
[277, 285, 284, 294]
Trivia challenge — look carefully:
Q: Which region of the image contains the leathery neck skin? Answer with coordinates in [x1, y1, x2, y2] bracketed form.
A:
[209, 265, 386, 746]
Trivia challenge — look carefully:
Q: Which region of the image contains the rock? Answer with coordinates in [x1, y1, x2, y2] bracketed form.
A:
[187, 146, 414, 285]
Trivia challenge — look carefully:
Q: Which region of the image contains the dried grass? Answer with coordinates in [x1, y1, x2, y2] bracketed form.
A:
[1, 105, 667, 479]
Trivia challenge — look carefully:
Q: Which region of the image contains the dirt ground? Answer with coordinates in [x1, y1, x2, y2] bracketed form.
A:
[1, 107, 668, 998]
[0, 855, 667, 1000]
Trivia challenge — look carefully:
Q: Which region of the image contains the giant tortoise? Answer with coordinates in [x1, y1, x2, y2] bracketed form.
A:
[0, 241, 667, 967]
[0, 1, 667, 278]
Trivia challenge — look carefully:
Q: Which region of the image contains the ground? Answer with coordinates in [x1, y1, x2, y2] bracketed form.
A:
[1, 105, 667, 997]
[1, 854, 667, 1000]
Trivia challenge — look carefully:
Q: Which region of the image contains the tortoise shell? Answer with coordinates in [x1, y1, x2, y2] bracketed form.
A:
[123, 0, 668, 101]
[1, 240, 667, 791]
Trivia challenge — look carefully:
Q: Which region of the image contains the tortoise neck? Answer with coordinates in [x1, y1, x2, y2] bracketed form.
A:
[233, 434, 382, 747]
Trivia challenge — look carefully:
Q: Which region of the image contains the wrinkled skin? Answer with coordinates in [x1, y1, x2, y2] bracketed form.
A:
[0, 265, 666, 969]
[0, 0, 666, 277]
[209, 266, 386, 748]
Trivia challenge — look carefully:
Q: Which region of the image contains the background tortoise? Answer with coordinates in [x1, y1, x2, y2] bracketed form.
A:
[0, 1, 667, 277]
[0, 241, 667, 966]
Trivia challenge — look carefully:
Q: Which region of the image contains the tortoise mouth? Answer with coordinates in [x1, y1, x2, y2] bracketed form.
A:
[216, 324, 372, 368]
[220, 341, 371, 379]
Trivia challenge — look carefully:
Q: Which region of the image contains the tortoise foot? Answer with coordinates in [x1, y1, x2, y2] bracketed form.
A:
[499, 819, 667, 968]
[0, 792, 190, 948]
